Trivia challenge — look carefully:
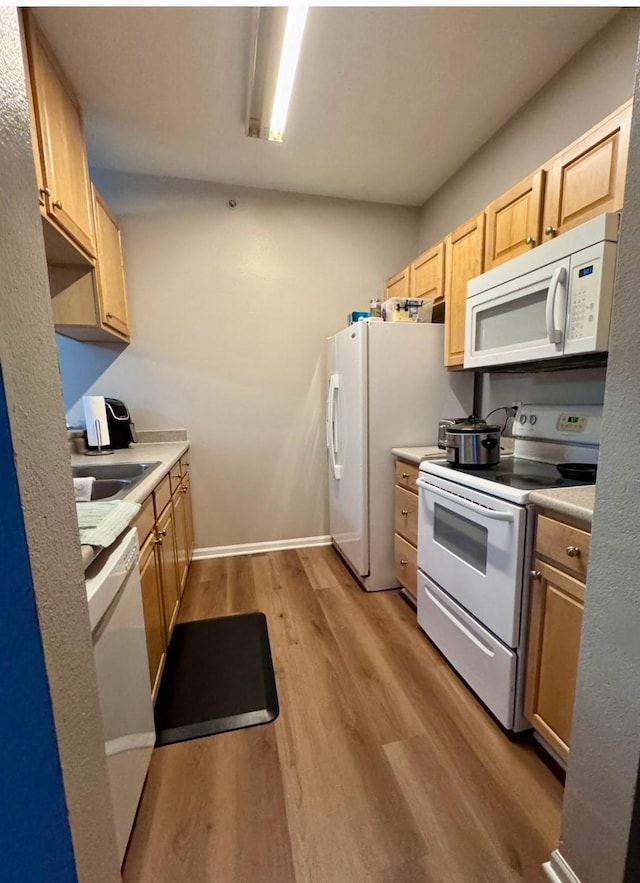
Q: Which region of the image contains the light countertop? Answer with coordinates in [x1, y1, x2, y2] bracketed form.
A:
[392, 446, 443, 465]
[73, 441, 190, 568]
[529, 485, 595, 525]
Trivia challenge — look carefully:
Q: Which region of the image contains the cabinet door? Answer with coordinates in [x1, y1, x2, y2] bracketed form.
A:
[172, 489, 189, 598]
[24, 13, 96, 257]
[385, 267, 410, 301]
[394, 533, 417, 600]
[93, 186, 130, 340]
[157, 504, 180, 640]
[183, 470, 195, 564]
[484, 170, 545, 270]
[524, 560, 585, 762]
[410, 241, 445, 303]
[444, 213, 485, 368]
[542, 101, 631, 241]
[139, 532, 166, 697]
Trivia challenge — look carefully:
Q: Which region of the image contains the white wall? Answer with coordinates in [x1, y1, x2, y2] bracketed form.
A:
[418, 8, 639, 419]
[56, 172, 420, 549]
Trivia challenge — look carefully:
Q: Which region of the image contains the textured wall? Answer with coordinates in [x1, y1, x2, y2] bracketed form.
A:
[557, 46, 640, 882]
[0, 9, 120, 881]
[418, 8, 640, 248]
[56, 171, 420, 550]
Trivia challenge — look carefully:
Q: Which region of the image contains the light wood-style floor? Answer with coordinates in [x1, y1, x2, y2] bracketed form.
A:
[123, 547, 563, 883]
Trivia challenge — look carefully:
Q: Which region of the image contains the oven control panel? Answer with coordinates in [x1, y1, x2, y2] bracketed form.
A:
[513, 404, 602, 445]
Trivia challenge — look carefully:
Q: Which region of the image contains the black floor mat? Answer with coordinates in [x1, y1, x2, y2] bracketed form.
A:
[154, 612, 279, 747]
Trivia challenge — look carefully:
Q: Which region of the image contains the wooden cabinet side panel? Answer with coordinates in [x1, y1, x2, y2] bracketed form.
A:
[183, 472, 195, 563]
[158, 505, 180, 639]
[410, 242, 445, 302]
[385, 267, 410, 300]
[484, 170, 545, 269]
[173, 490, 189, 597]
[444, 213, 485, 367]
[543, 101, 632, 239]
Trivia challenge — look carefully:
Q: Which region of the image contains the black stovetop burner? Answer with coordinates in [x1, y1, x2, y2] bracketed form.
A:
[443, 457, 597, 492]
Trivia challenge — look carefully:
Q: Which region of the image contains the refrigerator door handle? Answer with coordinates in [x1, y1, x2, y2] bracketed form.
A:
[328, 374, 342, 480]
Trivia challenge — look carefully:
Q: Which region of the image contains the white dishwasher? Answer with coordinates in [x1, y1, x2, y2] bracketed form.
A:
[85, 528, 155, 865]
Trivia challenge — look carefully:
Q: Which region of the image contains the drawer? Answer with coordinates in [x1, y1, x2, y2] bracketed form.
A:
[132, 494, 155, 547]
[395, 460, 420, 494]
[153, 472, 172, 518]
[180, 454, 190, 472]
[394, 533, 417, 600]
[169, 460, 183, 496]
[536, 513, 590, 579]
[417, 571, 517, 730]
[394, 486, 418, 545]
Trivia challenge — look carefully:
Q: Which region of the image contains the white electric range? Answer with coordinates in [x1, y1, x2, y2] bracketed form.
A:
[416, 403, 600, 731]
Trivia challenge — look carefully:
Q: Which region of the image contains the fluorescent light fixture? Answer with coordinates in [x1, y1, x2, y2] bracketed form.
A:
[246, 7, 308, 143]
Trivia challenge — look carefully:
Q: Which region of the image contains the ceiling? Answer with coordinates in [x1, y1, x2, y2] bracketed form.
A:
[34, 6, 618, 207]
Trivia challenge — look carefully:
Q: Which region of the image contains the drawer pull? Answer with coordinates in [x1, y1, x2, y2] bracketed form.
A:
[158, 529, 167, 537]
[401, 509, 409, 516]
[400, 559, 407, 567]
[530, 570, 541, 580]
[53, 199, 63, 209]
[182, 486, 188, 493]
[154, 537, 163, 546]
[566, 545, 581, 558]
[402, 472, 409, 479]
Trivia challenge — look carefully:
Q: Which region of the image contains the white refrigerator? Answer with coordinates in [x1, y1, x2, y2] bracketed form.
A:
[327, 320, 473, 591]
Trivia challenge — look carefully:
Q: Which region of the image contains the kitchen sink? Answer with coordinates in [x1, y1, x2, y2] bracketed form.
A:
[73, 461, 162, 501]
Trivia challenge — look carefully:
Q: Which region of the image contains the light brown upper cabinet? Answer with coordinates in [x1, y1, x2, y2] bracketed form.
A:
[384, 266, 410, 301]
[542, 100, 632, 242]
[410, 241, 445, 303]
[444, 213, 485, 368]
[93, 185, 130, 339]
[23, 12, 96, 259]
[484, 170, 545, 270]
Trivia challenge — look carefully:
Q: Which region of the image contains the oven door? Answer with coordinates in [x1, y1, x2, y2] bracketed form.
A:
[417, 475, 526, 647]
[464, 257, 569, 369]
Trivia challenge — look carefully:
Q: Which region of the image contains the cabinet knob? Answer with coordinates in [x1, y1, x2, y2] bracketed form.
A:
[182, 486, 188, 493]
[530, 570, 541, 579]
[566, 545, 581, 558]
[402, 472, 409, 479]
[53, 199, 63, 210]
[401, 509, 409, 516]
[158, 529, 167, 537]
[400, 559, 407, 567]
[106, 312, 113, 319]
[154, 537, 163, 546]
[39, 187, 51, 198]
[544, 225, 557, 236]
[525, 236, 536, 246]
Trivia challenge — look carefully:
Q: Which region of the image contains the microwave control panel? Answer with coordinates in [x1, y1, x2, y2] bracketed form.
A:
[568, 257, 600, 340]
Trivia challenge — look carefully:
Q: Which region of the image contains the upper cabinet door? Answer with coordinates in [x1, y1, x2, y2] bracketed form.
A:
[384, 266, 410, 301]
[444, 213, 485, 368]
[484, 170, 545, 270]
[542, 101, 632, 242]
[24, 13, 96, 258]
[93, 185, 130, 340]
[410, 241, 445, 303]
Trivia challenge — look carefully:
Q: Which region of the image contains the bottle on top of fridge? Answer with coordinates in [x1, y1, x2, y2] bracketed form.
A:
[369, 297, 382, 318]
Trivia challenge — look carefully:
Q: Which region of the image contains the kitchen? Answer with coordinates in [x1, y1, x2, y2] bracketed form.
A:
[2, 5, 640, 883]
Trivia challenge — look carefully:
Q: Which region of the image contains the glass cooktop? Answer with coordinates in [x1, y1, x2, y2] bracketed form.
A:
[439, 457, 597, 491]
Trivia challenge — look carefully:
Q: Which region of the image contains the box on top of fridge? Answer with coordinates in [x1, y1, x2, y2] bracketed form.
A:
[382, 297, 433, 322]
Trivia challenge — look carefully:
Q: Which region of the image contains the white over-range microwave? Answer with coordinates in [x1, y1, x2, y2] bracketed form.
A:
[464, 212, 620, 370]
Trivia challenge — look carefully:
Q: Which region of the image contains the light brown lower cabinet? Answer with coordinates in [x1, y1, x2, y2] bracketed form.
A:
[393, 458, 420, 601]
[524, 510, 590, 763]
[138, 531, 166, 697]
[133, 454, 194, 697]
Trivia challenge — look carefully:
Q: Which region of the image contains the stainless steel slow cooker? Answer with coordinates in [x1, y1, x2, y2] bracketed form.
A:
[445, 418, 501, 467]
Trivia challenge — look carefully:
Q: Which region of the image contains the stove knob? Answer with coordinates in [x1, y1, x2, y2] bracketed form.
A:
[519, 414, 527, 425]
[529, 414, 537, 425]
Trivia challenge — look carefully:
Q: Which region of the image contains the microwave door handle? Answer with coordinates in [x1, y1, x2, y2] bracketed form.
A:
[545, 266, 567, 345]
[416, 478, 514, 522]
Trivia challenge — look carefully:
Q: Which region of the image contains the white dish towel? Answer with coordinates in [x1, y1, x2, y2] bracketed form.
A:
[73, 477, 95, 502]
[76, 500, 141, 548]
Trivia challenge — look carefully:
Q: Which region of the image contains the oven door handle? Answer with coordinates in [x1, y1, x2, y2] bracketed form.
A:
[416, 478, 515, 522]
[545, 265, 566, 345]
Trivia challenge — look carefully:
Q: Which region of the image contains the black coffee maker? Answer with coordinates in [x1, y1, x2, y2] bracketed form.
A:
[103, 398, 138, 448]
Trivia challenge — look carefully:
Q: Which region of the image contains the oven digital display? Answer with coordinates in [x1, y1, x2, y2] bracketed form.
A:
[578, 265, 594, 278]
[567, 416, 580, 423]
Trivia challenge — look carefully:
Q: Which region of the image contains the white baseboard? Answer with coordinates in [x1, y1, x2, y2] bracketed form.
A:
[543, 850, 582, 883]
[193, 535, 332, 561]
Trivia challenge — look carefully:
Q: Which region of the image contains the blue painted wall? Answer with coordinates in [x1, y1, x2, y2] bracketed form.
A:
[0, 365, 77, 882]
